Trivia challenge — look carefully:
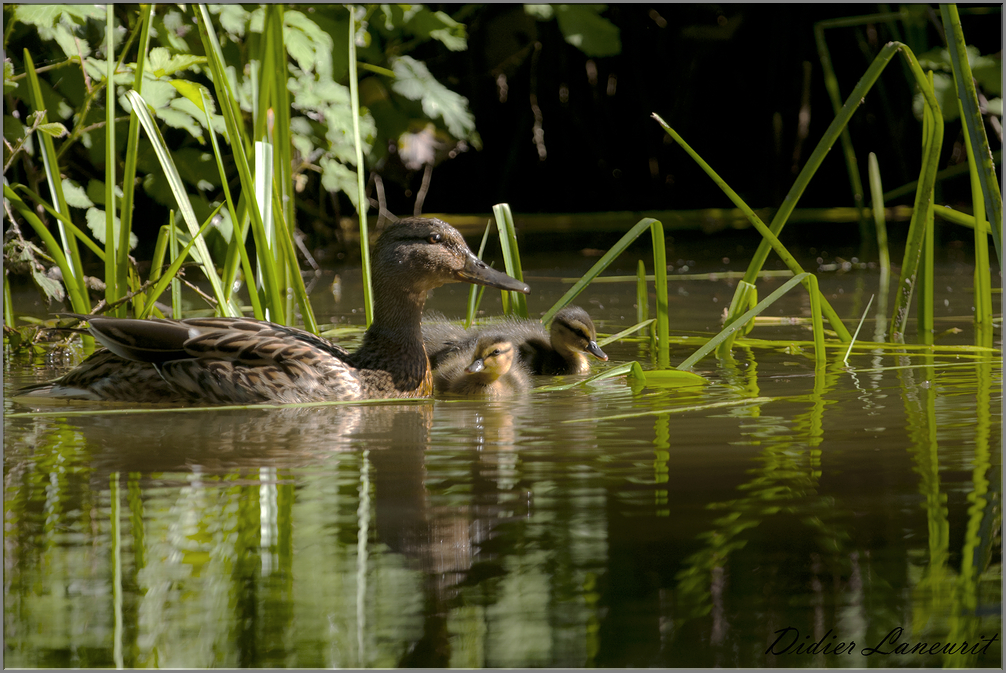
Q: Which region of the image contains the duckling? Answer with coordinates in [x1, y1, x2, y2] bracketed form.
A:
[434, 335, 530, 397]
[423, 305, 607, 376]
[18, 217, 531, 405]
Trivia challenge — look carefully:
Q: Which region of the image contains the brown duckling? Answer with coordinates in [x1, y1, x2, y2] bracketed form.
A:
[423, 305, 607, 376]
[434, 335, 530, 397]
[19, 217, 531, 405]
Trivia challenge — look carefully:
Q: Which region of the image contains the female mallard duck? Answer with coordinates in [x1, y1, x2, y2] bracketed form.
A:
[424, 305, 607, 376]
[20, 217, 531, 405]
[433, 335, 530, 397]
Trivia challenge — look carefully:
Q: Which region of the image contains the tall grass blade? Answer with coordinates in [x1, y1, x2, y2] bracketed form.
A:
[348, 5, 374, 327]
[125, 90, 235, 316]
[465, 220, 494, 328]
[651, 113, 851, 342]
[597, 319, 656, 348]
[957, 102, 995, 347]
[271, 181, 319, 334]
[492, 203, 529, 318]
[138, 209, 222, 320]
[104, 5, 120, 313]
[915, 72, 936, 344]
[650, 220, 669, 368]
[844, 294, 875, 365]
[22, 48, 87, 305]
[254, 141, 280, 322]
[117, 5, 154, 317]
[940, 4, 1002, 266]
[677, 272, 817, 371]
[803, 273, 826, 365]
[542, 217, 657, 325]
[867, 153, 891, 289]
[4, 271, 15, 329]
[14, 185, 107, 260]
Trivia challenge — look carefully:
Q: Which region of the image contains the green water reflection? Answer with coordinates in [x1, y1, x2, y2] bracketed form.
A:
[3, 264, 1002, 668]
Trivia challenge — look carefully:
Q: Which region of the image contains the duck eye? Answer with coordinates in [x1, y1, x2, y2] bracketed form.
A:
[427, 233, 442, 244]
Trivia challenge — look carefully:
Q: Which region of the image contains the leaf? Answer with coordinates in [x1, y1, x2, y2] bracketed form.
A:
[320, 157, 360, 207]
[284, 10, 334, 79]
[36, 122, 68, 138]
[85, 207, 137, 250]
[408, 9, 468, 52]
[524, 5, 555, 21]
[61, 179, 94, 209]
[629, 367, 708, 388]
[31, 267, 66, 304]
[390, 56, 479, 145]
[555, 5, 621, 57]
[86, 179, 123, 206]
[3, 61, 17, 93]
[145, 47, 207, 78]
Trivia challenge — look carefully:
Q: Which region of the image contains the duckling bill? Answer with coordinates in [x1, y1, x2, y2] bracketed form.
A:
[18, 217, 531, 405]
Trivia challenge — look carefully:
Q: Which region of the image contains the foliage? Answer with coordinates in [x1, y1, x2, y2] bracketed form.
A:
[3, 4, 481, 324]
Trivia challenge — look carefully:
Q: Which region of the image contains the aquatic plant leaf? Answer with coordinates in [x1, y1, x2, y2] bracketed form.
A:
[627, 362, 707, 388]
[61, 179, 93, 209]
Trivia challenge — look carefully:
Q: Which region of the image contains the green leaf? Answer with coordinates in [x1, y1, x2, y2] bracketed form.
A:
[86, 179, 123, 206]
[30, 267, 66, 304]
[86, 207, 137, 249]
[284, 10, 334, 79]
[627, 366, 708, 388]
[524, 5, 555, 21]
[320, 157, 360, 207]
[408, 9, 468, 52]
[390, 56, 478, 145]
[3, 61, 17, 93]
[555, 5, 621, 57]
[37, 122, 69, 138]
[61, 179, 94, 209]
[213, 5, 251, 38]
[145, 47, 207, 78]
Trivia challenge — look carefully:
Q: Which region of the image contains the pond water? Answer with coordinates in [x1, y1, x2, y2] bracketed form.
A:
[3, 238, 1002, 667]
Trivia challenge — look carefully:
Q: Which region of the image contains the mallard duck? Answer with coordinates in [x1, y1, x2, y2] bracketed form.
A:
[433, 335, 530, 397]
[423, 305, 608, 376]
[19, 217, 531, 405]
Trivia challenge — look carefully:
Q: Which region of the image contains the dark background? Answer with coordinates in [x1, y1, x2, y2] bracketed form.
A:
[378, 4, 1001, 219]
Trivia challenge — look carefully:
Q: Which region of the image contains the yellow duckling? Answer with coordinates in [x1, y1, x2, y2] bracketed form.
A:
[19, 217, 531, 405]
[424, 305, 607, 377]
[434, 335, 530, 397]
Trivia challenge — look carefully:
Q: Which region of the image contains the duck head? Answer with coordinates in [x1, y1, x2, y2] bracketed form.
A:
[550, 306, 608, 362]
[372, 217, 531, 295]
[464, 336, 516, 383]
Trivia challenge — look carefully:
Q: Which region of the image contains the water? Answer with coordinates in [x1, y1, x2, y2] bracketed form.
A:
[4, 248, 1002, 668]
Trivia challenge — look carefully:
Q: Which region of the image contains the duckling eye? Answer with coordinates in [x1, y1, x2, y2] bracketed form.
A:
[427, 233, 442, 244]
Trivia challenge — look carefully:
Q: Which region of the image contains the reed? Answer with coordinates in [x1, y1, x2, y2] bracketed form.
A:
[492, 203, 530, 318]
[940, 4, 1002, 266]
[348, 5, 374, 327]
[465, 221, 494, 328]
[867, 153, 891, 291]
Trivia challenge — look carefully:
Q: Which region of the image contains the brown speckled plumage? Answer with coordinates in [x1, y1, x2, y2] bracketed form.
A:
[19, 218, 529, 405]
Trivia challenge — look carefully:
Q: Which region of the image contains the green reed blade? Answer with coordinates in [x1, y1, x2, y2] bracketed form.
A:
[197, 87, 264, 321]
[867, 153, 891, 289]
[915, 72, 936, 344]
[542, 217, 658, 325]
[941, 4, 1002, 267]
[465, 220, 494, 328]
[598, 319, 656, 348]
[22, 48, 87, 306]
[117, 5, 154, 317]
[4, 184, 90, 316]
[348, 6, 374, 327]
[139, 209, 222, 320]
[957, 104, 995, 347]
[814, 20, 866, 228]
[13, 185, 106, 261]
[4, 270, 15, 329]
[126, 90, 234, 316]
[803, 273, 826, 365]
[272, 179, 319, 334]
[889, 44, 944, 342]
[254, 140, 285, 323]
[650, 220, 669, 368]
[194, 5, 282, 319]
[652, 114, 852, 343]
[103, 5, 120, 313]
[932, 205, 992, 234]
[636, 259, 648, 325]
[843, 294, 875, 365]
[492, 203, 529, 318]
[677, 272, 814, 371]
[532, 361, 638, 392]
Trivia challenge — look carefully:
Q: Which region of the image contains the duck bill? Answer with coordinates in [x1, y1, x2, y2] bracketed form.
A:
[465, 358, 485, 374]
[455, 251, 531, 294]
[587, 341, 609, 361]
